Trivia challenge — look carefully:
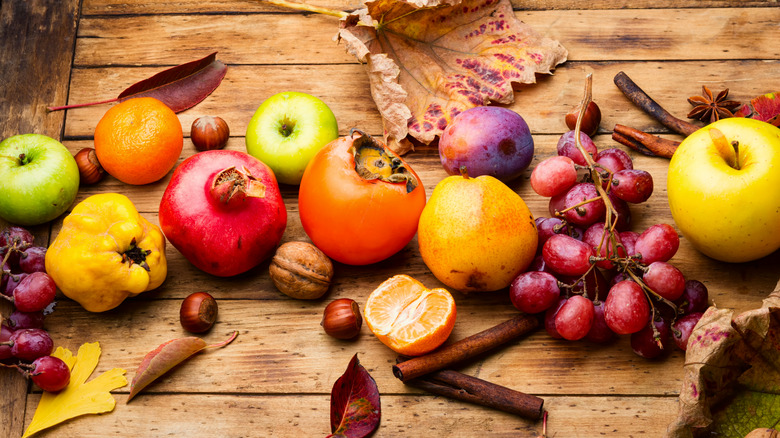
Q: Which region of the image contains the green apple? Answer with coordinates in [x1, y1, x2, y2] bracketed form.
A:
[245, 91, 338, 185]
[0, 134, 80, 226]
[667, 118, 780, 263]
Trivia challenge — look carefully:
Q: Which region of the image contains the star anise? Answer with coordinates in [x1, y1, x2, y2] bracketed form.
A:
[687, 86, 742, 124]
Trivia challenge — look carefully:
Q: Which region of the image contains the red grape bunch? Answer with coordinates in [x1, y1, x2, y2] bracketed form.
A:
[0, 226, 70, 392]
[511, 79, 707, 359]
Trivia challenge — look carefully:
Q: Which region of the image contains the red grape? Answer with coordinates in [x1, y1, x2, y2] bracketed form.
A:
[607, 193, 632, 231]
[1, 227, 34, 248]
[536, 217, 567, 249]
[9, 328, 53, 361]
[619, 231, 639, 257]
[528, 255, 554, 273]
[643, 261, 685, 301]
[672, 312, 704, 351]
[555, 295, 595, 341]
[557, 131, 597, 166]
[7, 310, 45, 330]
[563, 183, 606, 226]
[544, 297, 568, 339]
[610, 169, 654, 203]
[586, 301, 615, 343]
[542, 234, 594, 277]
[3, 273, 28, 297]
[595, 148, 633, 173]
[584, 223, 626, 270]
[13, 272, 57, 313]
[635, 224, 679, 264]
[0, 324, 13, 360]
[561, 268, 609, 301]
[510, 271, 561, 314]
[630, 316, 671, 359]
[675, 280, 709, 314]
[30, 355, 71, 392]
[604, 280, 650, 335]
[19, 246, 47, 274]
[548, 192, 567, 217]
[531, 156, 578, 197]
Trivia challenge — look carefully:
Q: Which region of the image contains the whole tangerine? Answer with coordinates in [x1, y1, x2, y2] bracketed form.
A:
[94, 97, 183, 185]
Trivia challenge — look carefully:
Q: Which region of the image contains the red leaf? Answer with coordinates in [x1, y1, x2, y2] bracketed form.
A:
[734, 91, 780, 127]
[328, 354, 381, 438]
[127, 331, 237, 402]
[48, 52, 227, 112]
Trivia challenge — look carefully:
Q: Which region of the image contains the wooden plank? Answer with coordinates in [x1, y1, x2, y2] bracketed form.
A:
[82, 0, 777, 15]
[0, 1, 81, 438]
[73, 8, 780, 66]
[0, 1, 79, 137]
[43, 298, 688, 396]
[61, 60, 780, 139]
[23, 393, 679, 437]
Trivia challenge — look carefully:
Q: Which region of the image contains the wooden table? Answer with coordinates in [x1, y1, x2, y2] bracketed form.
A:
[2, 1, 779, 436]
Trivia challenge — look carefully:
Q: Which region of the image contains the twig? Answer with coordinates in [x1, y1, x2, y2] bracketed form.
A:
[613, 71, 699, 136]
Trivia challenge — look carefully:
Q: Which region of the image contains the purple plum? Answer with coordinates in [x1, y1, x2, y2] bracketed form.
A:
[438, 107, 534, 182]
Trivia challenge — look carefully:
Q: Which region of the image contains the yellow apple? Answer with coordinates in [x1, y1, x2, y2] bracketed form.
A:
[667, 117, 780, 262]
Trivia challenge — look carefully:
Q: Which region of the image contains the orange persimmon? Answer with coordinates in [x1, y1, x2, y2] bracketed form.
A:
[298, 130, 426, 265]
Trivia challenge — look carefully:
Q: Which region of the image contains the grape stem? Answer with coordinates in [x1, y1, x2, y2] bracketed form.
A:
[565, 74, 681, 321]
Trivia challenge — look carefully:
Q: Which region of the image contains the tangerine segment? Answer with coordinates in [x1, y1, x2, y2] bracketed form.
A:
[365, 275, 456, 356]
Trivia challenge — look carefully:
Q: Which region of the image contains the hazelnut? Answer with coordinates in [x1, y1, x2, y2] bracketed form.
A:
[74, 148, 106, 185]
[565, 101, 602, 137]
[269, 242, 334, 300]
[191, 116, 230, 151]
[321, 298, 362, 340]
[180, 292, 218, 333]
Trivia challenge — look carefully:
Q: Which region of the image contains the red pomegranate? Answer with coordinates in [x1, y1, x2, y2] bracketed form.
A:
[159, 150, 287, 277]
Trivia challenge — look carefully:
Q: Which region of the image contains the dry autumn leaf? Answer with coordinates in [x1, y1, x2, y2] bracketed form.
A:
[338, 0, 567, 154]
[666, 288, 780, 438]
[127, 331, 238, 402]
[23, 343, 127, 438]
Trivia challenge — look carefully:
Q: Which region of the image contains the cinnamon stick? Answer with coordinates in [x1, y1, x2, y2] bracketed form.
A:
[393, 314, 539, 382]
[613, 71, 700, 137]
[612, 124, 680, 159]
[406, 369, 544, 420]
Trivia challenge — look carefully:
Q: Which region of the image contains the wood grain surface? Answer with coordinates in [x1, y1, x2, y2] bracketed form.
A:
[0, 1, 80, 437]
[3, 0, 780, 437]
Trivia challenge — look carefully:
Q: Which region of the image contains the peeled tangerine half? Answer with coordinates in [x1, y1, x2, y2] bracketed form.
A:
[364, 275, 456, 356]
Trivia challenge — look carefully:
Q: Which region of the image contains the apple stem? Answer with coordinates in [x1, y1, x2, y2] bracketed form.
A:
[708, 128, 739, 169]
[459, 166, 469, 179]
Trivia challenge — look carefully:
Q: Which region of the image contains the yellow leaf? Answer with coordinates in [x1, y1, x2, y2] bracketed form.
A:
[22, 342, 127, 438]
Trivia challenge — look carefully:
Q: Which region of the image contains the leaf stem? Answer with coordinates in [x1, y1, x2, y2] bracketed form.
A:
[260, 0, 349, 18]
[47, 97, 119, 112]
[205, 331, 239, 349]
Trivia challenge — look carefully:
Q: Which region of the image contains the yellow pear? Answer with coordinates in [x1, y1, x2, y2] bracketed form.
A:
[418, 171, 537, 292]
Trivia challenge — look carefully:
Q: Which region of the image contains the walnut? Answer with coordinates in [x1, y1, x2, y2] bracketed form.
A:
[269, 242, 334, 299]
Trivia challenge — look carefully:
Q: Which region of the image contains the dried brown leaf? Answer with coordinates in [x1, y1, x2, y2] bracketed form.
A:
[666, 288, 780, 438]
[338, 0, 567, 154]
[127, 331, 237, 402]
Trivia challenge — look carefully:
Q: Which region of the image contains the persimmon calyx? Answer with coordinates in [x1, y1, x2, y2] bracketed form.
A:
[349, 129, 418, 193]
